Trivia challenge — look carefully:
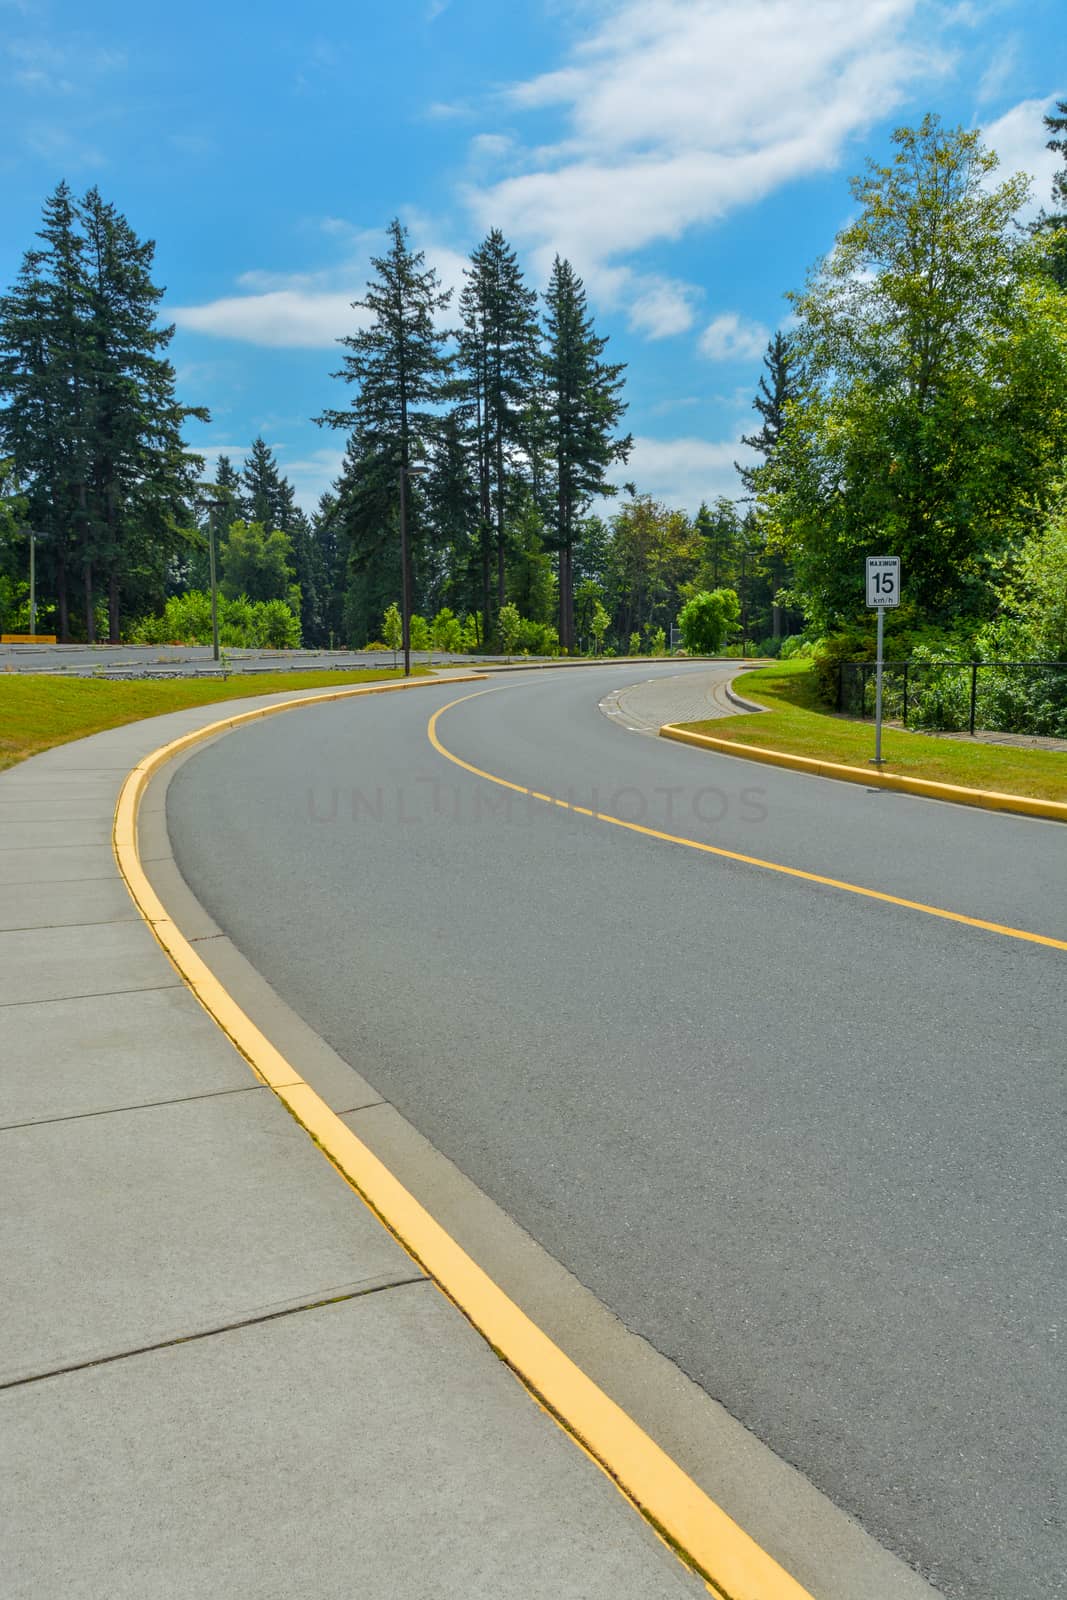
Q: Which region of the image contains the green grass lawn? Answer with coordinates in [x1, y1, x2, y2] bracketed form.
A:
[0, 667, 431, 773]
[677, 658, 1067, 802]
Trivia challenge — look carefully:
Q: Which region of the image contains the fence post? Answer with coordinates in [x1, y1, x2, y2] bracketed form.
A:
[902, 661, 909, 727]
[969, 661, 978, 737]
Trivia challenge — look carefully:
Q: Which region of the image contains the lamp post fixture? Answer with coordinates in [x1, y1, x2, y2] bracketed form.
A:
[18, 528, 48, 637]
[397, 461, 428, 678]
[200, 498, 225, 663]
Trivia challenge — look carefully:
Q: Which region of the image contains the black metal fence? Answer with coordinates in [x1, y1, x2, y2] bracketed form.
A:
[838, 659, 1067, 739]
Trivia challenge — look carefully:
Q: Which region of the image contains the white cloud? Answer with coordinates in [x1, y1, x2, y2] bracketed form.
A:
[699, 312, 769, 362]
[467, 0, 950, 279]
[975, 36, 1019, 107]
[626, 276, 700, 338]
[173, 213, 465, 349]
[981, 94, 1064, 220]
[279, 446, 347, 508]
[173, 289, 369, 348]
[624, 433, 757, 509]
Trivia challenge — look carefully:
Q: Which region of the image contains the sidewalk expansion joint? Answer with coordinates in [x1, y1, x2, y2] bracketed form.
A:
[0, 839, 118, 852]
[0, 981, 181, 1009]
[0, 1274, 428, 1392]
[0, 1082, 267, 1134]
[0, 916, 141, 934]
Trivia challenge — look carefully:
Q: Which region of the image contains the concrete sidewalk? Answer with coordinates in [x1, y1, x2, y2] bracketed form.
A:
[0, 680, 702, 1599]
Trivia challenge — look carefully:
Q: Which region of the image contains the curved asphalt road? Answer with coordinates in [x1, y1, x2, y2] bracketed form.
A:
[167, 664, 1067, 1600]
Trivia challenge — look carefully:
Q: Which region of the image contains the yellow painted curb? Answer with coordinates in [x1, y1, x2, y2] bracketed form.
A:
[112, 675, 816, 1600]
[660, 724, 1067, 823]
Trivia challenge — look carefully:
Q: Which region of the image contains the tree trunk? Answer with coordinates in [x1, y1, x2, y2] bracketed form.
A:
[495, 426, 506, 612]
[56, 543, 70, 643]
[558, 542, 573, 651]
[108, 569, 120, 644]
[84, 561, 95, 644]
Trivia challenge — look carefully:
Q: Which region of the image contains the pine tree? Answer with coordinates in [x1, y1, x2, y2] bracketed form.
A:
[736, 331, 799, 638]
[693, 498, 740, 588]
[541, 258, 630, 649]
[240, 436, 290, 527]
[0, 183, 91, 639]
[458, 230, 540, 619]
[317, 219, 452, 647]
[311, 490, 347, 648]
[425, 410, 481, 624]
[80, 187, 207, 640]
[736, 332, 797, 495]
[235, 437, 324, 642]
[0, 184, 207, 641]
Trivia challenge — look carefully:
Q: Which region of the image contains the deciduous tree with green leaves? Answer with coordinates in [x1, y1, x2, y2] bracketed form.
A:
[677, 588, 740, 655]
[382, 600, 403, 666]
[764, 116, 1067, 629]
[220, 520, 295, 604]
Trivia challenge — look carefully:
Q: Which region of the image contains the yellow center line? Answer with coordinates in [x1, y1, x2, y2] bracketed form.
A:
[428, 689, 1067, 954]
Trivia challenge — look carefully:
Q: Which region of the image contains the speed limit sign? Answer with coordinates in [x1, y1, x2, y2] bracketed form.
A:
[866, 556, 900, 608]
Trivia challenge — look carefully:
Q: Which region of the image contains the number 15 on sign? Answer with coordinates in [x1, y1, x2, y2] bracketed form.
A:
[866, 556, 900, 766]
[867, 556, 900, 608]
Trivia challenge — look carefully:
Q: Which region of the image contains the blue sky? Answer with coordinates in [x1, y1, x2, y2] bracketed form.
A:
[2, 0, 1064, 514]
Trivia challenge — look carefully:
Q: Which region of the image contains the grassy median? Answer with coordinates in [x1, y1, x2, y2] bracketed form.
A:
[677, 659, 1067, 802]
[0, 667, 430, 773]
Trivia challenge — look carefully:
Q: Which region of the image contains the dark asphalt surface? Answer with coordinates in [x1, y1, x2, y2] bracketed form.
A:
[167, 664, 1067, 1600]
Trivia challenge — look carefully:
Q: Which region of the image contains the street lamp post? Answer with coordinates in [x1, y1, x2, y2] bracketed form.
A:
[397, 462, 427, 678]
[18, 529, 47, 637]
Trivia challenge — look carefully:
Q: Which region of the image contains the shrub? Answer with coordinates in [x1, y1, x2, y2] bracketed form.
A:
[676, 588, 740, 655]
[811, 630, 876, 705]
[129, 590, 301, 648]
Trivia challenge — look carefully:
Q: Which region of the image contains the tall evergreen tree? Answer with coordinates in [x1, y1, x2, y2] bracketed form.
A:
[0, 183, 90, 639]
[80, 187, 207, 640]
[236, 436, 324, 642]
[541, 257, 630, 649]
[736, 331, 797, 495]
[458, 230, 540, 620]
[425, 410, 481, 625]
[311, 490, 347, 647]
[0, 183, 206, 641]
[317, 219, 452, 644]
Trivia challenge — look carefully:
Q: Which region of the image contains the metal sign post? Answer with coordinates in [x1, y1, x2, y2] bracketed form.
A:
[866, 556, 900, 764]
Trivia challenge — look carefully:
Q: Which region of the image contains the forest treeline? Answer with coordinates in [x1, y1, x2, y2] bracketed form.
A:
[2, 108, 1066, 665]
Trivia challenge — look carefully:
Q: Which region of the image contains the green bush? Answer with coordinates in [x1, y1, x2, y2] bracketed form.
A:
[130, 590, 301, 648]
[779, 635, 814, 659]
[514, 616, 559, 655]
[677, 588, 740, 655]
[628, 631, 641, 656]
[811, 630, 876, 705]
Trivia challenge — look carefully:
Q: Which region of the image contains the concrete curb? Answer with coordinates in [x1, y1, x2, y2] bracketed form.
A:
[113, 680, 817, 1600]
[723, 676, 769, 715]
[659, 723, 1067, 823]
